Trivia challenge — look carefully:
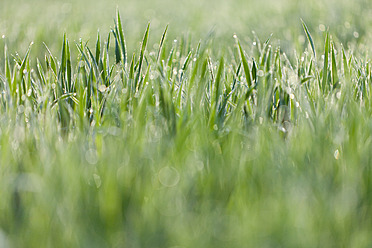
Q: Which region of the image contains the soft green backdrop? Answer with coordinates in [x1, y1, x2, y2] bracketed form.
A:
[1, 0, 371, 56]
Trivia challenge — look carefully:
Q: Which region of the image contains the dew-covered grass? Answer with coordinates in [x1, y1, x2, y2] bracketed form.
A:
[1, 0, 372, 247]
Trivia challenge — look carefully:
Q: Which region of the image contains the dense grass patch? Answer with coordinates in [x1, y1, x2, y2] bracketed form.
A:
[1, 9, 372, 247]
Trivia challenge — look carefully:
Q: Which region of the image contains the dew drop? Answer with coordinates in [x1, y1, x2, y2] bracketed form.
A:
[85, 149, 98, 165]
[336, 91, 341, 99]
[93, 174, 102, 188]
[334, 149, 340, 160]
[158, 166, 180, 187]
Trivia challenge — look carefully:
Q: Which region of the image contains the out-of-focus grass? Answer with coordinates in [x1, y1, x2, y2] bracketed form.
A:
[1, 1, 372, 247]
[1, 0, 371, 57]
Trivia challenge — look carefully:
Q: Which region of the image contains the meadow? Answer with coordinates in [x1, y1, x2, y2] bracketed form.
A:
[1, 0, 372, 247]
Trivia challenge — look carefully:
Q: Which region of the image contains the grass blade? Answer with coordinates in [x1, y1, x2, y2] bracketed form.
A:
[95, 31, 101, 62]
[301, 19, 316, 58]
[135, 23, 150, 92]
[322, 31, 330, 92]
[331, 41, 339, 89]
[116, 10, 127, 67]
[157, 25, 168, 63]
[236, 37, 252, 88]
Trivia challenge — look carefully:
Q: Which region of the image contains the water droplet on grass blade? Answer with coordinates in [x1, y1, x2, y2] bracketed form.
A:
[259, 117, 263, 124]
[334, 149, 340, 160]
[98, 85, 107, 92]
[93, 174, 102, 188]
[85, 149, 98, 165]
[336, 91, 342, 99]
[158, 166, 180, 187]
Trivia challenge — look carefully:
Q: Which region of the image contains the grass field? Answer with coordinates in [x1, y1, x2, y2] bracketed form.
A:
[1, 0, 372, 247]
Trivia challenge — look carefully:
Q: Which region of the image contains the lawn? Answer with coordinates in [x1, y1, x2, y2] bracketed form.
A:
[1, 0, 372, 247]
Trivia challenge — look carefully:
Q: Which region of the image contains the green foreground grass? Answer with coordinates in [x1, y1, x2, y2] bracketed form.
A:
[1, 10, 372, 248]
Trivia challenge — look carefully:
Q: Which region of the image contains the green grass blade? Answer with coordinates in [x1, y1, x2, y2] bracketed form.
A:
[96, 31, 101, 62]
[134, 23, 150, 92]
[331, 41, 339, 89]
[342, 45, 350, 81]
[60, 34, 66, 75]
[301, 19, 316, 58]
[157, 25, 168, 63]
[19, 42, 32, 75]
[129, 53, 135, 81]
[236, 38, 252, 88]
[180, 51, 192, 82]
[113, 31, 121, 64]
[214, 56, 224, 106]
[43, 43, 58, 76]
[252, 58, 257, 85]
[36, 58, 47, 86]
[322, 31, 330, 92]
[66, 38, 72, 92]
[116, 10, 127, 67]
[4, 45, 12, 89]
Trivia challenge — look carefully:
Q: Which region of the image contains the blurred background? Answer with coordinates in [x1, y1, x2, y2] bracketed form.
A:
[1, 0, 371, 58]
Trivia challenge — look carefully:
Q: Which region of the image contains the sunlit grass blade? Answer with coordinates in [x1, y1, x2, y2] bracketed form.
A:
[322, 31, 330, 92]
[66, 37, 72, 92]
[235, 37, 252, 88]
[19, 42, 32, 75]
[341, 45, 350, 81]
[4, 45, 12, 89]
[301, 19, 316, 58]
[135, 23, 150, 92]
[95, 31, 101, 62]
[180, 51, 192, 82]
[116, 10, 127, 67]
[43, 43, 58, 76]
[214, 56, 224, 106]
[331, 41, 339, 89]
[36, 58, 47, 86]
[157, 25, 168, 63]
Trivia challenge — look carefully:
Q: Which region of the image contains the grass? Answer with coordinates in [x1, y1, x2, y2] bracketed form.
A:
[1, 1, 372, 247]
